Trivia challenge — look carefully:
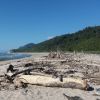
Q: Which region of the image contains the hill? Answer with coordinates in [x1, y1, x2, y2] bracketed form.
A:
[12, 26, 100, 52]
[12, 43, 35, 52]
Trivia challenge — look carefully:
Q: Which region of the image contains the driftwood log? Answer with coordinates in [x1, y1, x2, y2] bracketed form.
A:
[63, 93, 83, 100]
[5, 67, 45, 82]
[14, 75, 87, 90]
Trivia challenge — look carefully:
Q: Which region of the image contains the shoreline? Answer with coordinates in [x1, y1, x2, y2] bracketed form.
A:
[0, 52, 100, 65]
[0, 52, 49, 65]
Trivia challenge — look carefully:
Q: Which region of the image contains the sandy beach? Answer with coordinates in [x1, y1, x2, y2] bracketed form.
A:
[0, 52, 100, 100]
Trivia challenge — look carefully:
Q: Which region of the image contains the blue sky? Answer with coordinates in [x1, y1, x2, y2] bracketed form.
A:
[0, 0, 100, 50]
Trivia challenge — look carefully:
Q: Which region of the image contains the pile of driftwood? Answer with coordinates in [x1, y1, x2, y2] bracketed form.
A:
[0, 63, 89, 90]
[47, 51, 66, 59]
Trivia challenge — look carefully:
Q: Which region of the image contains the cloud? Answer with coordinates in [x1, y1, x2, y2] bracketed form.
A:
[47, 36, 54, 40]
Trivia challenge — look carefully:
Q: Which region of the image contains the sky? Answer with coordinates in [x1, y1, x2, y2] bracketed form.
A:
[0, 0, 100, 50]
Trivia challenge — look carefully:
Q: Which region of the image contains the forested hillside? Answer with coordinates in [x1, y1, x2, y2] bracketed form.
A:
[12, 26, 100, 52]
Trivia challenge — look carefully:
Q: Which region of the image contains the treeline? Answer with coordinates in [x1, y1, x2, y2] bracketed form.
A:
[12, 26, 100, 52]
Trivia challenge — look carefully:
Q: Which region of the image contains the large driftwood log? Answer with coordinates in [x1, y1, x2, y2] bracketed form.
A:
[5, 67, 45, 82]
[14, 75, 87, 90]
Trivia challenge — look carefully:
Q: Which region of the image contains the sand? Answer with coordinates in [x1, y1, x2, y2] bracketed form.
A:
[0, 85, 99, 100]
[0, 52, 100, 100]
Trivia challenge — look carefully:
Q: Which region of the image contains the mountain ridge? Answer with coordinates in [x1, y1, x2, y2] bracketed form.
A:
[11, 26, 100, 52]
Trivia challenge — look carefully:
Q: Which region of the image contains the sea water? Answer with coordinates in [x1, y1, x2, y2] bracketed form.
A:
[0, 52, 31, 61]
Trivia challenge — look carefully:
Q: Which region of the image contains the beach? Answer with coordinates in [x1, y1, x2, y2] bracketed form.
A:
[0, 52, 100, 100]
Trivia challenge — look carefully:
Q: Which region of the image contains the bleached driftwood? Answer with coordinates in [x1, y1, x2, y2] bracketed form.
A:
[14, 75, 87, 90]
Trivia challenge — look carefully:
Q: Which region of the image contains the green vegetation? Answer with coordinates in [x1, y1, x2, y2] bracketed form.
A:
[12, 26, 100, 52]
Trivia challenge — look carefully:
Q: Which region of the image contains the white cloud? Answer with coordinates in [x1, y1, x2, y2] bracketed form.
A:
[47, 36, 54, 40]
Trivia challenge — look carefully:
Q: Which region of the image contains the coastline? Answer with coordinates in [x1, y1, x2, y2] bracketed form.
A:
[0, 52, 48, 65]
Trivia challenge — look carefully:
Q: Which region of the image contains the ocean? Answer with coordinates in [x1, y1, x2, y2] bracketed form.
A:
[0, 52, 31, 61]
